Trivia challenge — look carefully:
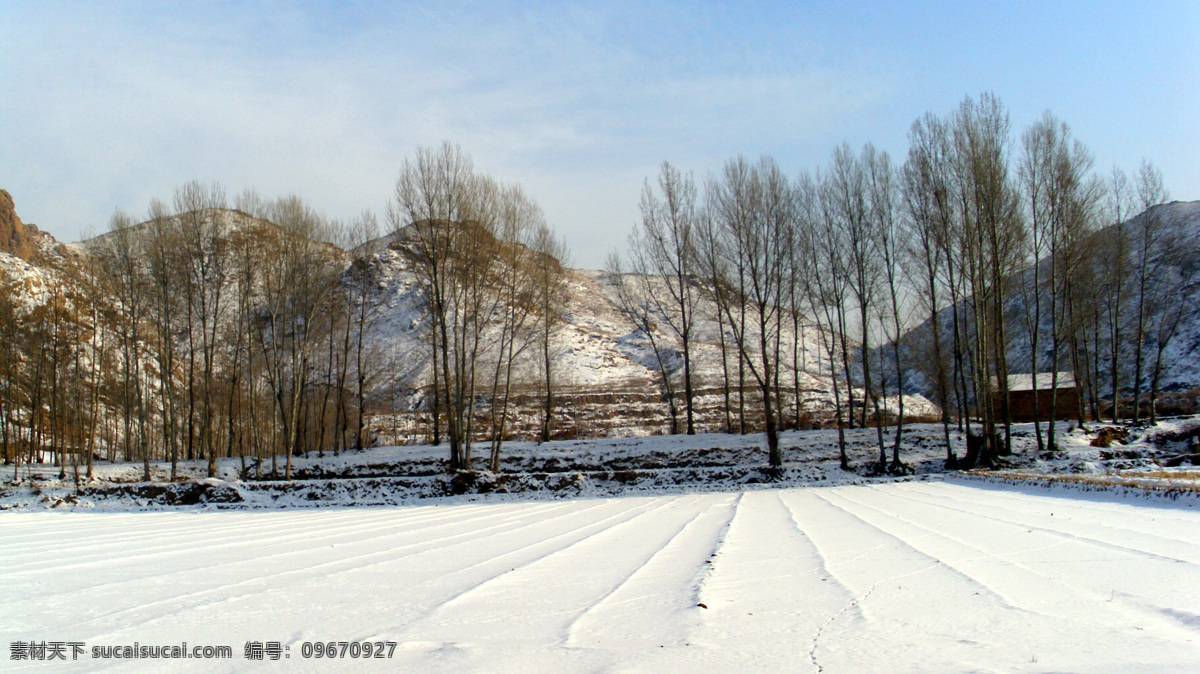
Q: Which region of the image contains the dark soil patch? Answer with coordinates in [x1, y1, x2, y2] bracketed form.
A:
[82, 481, 244, 505]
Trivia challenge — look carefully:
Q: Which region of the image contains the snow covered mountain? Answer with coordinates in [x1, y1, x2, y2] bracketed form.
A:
[897, 200, 1200, 412]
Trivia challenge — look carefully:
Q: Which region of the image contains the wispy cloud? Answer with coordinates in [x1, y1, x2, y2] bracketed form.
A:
[0, 2, 898, 264]
[5, 1, 1191, 267]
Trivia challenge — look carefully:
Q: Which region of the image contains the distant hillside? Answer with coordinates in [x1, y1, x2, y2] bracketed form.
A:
[348, 225, 938, 440]
[1, 194, 936, 457]
[897, 200, 1200, 413]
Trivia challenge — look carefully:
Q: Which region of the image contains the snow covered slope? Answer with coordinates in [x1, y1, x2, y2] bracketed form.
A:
[898, 200, 1200, 403]
[358, 228, 936, 438]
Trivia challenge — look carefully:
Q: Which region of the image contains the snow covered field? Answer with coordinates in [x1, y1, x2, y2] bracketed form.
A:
[5, 479, 1199, 672]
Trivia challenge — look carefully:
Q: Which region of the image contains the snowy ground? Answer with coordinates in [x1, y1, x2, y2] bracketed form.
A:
[5, 423, 1200, 670]
[4, 419, 1200, 511]
[1, 425, 960, 511]
[4, 479, 1199, 672]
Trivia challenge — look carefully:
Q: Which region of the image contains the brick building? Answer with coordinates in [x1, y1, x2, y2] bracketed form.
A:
[996, 372, 1079, 422]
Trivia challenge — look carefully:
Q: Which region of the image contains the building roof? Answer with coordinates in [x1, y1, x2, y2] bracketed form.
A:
[1006, 372, 1076, 392]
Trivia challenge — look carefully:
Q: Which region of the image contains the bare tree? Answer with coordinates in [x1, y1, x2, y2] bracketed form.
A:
[390, 143, 531, 471]
[627, 161, 701, 434]
[705, 156, 792, 467]
[74, 240, 109, 481]
[695, 208, 735, 433]
[389, 143, 478, 470]
[1099, 168, 1134, 422]
[257, 196, 339, 479]
[92, 209, 152, 480]
[795, 171, 850, 468]
[345, 211, 383, 452]
[487, 186, 544, 470]
[1130, 160, 1170, 422]
[532, 226, 570, 444]
[142, 199, 185, 478]
[1018, 115, 1055, 452]
[1148, 262, 1191, 423]
[901, 112, 958, 466]
[825, 144, 888, 464]
[226, 206, 267, 472]
[606, 252, 680, 434]
[0, 274, 24, 478]
[174, 181, 231, 476]
[1015, 113, 1101, 449]
[864, 144, 910, 471]
[949, 93, 1025, 465]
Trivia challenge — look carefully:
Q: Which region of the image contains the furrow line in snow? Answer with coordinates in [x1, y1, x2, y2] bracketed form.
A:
[915, 479, 1200, 543]
[883, 482, 1200, 565]
[4, 501, 538, 575]
[687, 491, 848, 672]
[839, 484, 1200, 639]
[30, 501, 608, 632]
[561, 493, 739, 650]
[415, 495, 701, 616]
[776, 491, 900, 674]
[6, 500, 578, 599]
[801, 489, 1011, 672]
[361, 496, 680, 640]
[803, 559, 940, 674]
[827, 487, 1080, 616]
[773, 491, 857, 600]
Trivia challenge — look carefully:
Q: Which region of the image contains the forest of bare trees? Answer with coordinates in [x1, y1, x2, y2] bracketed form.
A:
[0, 94, 1187, 481]
[0, 143, 574, 482]
[0, 184, 385, 482]
[612, 93, 1180, 472]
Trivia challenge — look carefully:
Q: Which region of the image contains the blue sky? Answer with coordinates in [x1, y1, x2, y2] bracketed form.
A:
[2, 1, 1196, 268]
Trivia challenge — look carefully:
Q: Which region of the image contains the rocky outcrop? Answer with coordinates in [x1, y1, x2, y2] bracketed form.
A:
[0, 189, 37, 261]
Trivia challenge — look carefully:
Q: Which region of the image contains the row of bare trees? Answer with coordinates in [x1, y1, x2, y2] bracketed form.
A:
[609, 150, 908, 471]
[894, 102, 1181, 465]
[610, 148, 923, 471]
[610, 93, 1180, 470]
[0, 102, 1184, 479]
